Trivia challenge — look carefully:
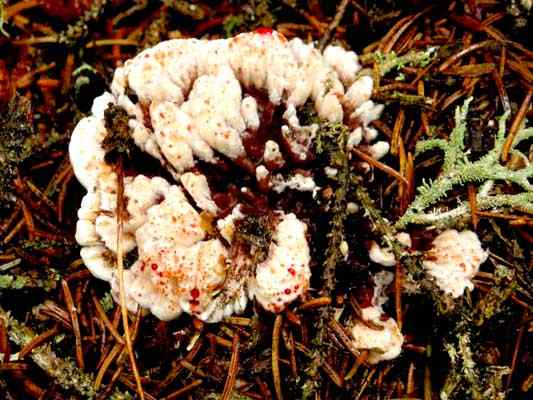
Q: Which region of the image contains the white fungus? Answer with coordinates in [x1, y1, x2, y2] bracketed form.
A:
[368, 233, 411, 267]
[70, 30, 387, 322]
[347, 271, 404, 364]
[423, 229, 488, 298]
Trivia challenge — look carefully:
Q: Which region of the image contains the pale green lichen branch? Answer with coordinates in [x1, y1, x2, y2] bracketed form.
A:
[396, 98, 532, 229]
[368, 46, 438, 77]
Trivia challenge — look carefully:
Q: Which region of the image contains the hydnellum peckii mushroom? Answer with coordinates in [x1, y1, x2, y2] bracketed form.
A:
[69, 31, 391, 325]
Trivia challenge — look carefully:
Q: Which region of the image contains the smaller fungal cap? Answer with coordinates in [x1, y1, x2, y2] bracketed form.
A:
[347, 271, 403, 364]
[423, 229, 488, 298]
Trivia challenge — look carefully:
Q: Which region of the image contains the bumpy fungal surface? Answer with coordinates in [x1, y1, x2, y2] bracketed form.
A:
[70, 30, 387, 322]
[423, 229, 488, 298]
[347, 272, 404, 364]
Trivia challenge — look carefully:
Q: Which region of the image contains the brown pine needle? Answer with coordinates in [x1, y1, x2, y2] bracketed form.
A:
[506, 311, 527, 388]
[352, 147, 409, 187]
[467, 184, 478, 229]
[299, 296, 332, 310]
[19, 326, 59, 359]
[115, 166, 145, 400]
[61, 279, 84, 370]
[95, 343, 123, 390]
[272, 315, 284, 400]
[162, 379, 203, 400]
[91, 292, 125, 345]
[221, 332, 240, 400]
[501, 88, 533, 162]
[318, 0, 349, 50]
[395, 262, 403, 331]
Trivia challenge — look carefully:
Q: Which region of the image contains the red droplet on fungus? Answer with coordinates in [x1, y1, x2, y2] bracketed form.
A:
[255, 27, 274, 35]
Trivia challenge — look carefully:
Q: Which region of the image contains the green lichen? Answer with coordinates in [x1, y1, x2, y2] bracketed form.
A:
[371, 47, 437, 77]
[396, 98, 533, 229]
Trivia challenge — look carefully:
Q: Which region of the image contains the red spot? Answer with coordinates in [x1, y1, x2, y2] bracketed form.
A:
[151, 263, 158, 271]
[190, 299, 199, 306]
[294, 285, 299, 290]
[273, 305, 281, 313]
[288, 268, 296, 276]
[191, 288, 200, 299]
[140, 262, 146, 271]
[284, 288, 291, 295]
[255, 27, 273, 35]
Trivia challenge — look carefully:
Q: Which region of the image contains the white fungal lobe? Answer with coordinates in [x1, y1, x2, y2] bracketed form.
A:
[423, 229, 488, 298]
[249, 213, 311, 313]
[70, 30, 386, 322]
[347, 271, 404, 364]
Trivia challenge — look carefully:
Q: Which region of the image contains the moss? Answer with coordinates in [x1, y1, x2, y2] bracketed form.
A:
[234, 215, 273, 265]
[102, 104, 136, 164]
[222, 0, 277, 37]
[100, 291, 115, 312]
[474, 265, 516, 326]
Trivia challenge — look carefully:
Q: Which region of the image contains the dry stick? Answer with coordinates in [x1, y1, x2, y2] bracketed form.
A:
[318, 0, 349, 51]
[501, 88, 533, 162]
[272, 315, 284, 400]
[61, 279, 84, 370]
[115, 166, 145, 400]
[221, 332, 240, 400]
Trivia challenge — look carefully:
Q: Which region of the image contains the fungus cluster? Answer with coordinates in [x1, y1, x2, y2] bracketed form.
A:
[70, 30, 387, 323]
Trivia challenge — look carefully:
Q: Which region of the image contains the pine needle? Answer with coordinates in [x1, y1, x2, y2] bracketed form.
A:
[115, 165, 145, 400]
